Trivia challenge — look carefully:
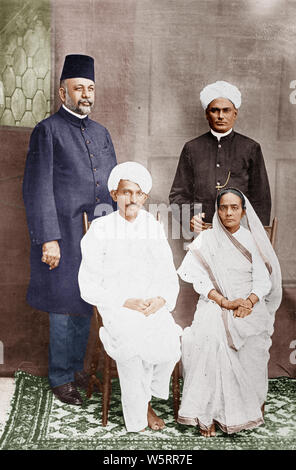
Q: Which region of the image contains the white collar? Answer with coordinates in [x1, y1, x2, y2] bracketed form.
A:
[62, 104, 87, 119]
[210, 128, 233, 141]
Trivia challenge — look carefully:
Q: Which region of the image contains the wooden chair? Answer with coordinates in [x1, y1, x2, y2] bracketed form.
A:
[82, 212, 181, 426]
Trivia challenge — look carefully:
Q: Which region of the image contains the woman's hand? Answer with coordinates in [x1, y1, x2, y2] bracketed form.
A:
[226, 298, 252, 311]
[233, 305, 253, 318]
[208, 291, 254, 314]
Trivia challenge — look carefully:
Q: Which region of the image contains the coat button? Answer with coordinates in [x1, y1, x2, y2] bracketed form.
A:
[86, 140, 90, 144]
[81, 128, 85, 131]
[96, 197, 100, 202]
[96, 182, 99, 187]
[216, 163, 220, 167]
[93, 168, 97, 172]
[90, 154, 94, 158]
[218, 144, 221, 148]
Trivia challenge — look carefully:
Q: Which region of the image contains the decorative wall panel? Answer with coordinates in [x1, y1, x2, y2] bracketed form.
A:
[0, 0, 51, 127]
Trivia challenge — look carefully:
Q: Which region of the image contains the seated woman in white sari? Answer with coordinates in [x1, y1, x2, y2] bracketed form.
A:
[177, 188, 282, 437]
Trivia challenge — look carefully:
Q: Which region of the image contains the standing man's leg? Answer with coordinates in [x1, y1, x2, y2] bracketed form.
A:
[71, 314, 92, 387]
[48, 313, 73, 388]
[48, 312, 91, 404]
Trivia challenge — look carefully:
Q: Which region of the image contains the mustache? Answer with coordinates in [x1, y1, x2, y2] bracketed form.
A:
[127, 203, 140, 208]
[78, 99, 93, 106]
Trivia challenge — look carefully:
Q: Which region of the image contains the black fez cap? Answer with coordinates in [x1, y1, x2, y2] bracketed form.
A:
[60, 54, 95, 82]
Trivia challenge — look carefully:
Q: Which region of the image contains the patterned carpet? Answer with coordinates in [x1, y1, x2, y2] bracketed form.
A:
[0, 371, 295, 450]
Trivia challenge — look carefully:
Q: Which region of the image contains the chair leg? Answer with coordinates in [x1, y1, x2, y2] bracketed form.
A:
[102, 352, 112, 427]
[86, 339, 102, 398]
[172, 361, 180, 421]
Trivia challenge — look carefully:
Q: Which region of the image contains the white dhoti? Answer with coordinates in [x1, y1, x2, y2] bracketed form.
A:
[116, 357, 176, 432]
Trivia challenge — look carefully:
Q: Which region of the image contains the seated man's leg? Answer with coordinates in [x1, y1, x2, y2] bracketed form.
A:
[151, 359, 177, 400]
[116, 356, 152, 432]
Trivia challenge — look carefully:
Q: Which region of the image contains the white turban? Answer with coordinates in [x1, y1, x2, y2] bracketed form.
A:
[107, 161, 152, 194]
[200, 80, 241, 110]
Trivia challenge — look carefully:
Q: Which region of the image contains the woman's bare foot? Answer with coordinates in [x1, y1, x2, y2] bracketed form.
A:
[147, 403, 165, 430]
[200, 422, 216, 437]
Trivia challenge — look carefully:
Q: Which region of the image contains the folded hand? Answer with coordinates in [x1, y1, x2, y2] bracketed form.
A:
[123, 298, 150, 313]
[142, 297, 166, 316]
[227, 298, 252, 310]
[233, 305, 253, 318]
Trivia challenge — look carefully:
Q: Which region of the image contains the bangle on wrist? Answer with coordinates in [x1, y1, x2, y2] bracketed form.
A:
[247, 297, 254, 307]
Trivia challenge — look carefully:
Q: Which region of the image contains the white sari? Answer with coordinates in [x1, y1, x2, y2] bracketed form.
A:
[177, 195, 282, 433]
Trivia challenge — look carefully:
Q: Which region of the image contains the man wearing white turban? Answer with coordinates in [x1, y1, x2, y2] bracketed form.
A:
[169, 80, 271, 231]
[78, 162, 182, 432]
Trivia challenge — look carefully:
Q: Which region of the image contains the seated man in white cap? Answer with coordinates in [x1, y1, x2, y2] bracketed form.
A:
[78, 162, 182, 432]
[169, 80, 271, 232]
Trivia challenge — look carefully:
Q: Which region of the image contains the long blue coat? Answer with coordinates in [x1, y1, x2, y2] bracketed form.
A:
[23, 106, 117, 315]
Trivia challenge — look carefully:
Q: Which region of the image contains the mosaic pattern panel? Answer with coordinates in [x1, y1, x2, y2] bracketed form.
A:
[0, 0, 51, 127]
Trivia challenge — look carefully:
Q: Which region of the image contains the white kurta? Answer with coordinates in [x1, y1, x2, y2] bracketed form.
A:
[78, 209, 182, 431]
[177, 226, 273, 433]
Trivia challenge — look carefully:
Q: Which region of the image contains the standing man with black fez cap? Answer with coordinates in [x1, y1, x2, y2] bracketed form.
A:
[23, 54, 117, 405]
[169, 80, 271, 233]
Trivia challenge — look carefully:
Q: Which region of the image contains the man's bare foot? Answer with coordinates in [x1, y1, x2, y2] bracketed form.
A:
[261, 402, 265, 416]
[147, 403, 165, 430]
[200, 422, 216, 437]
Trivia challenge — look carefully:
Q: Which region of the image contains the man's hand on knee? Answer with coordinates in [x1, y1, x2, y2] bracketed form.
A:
[42, 240, 61, 270]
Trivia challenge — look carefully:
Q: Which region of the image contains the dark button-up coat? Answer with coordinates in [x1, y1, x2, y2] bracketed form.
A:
[23, 106, 117, 315]
[169, 130, 271, 225]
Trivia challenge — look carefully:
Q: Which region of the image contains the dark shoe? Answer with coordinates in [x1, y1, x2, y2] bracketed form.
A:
[74, 371, 90, 391]
[52, 382, 83, 405]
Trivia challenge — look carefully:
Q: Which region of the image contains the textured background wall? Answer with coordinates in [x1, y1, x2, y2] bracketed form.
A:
[0, 0, 51, 126]
[0, 0, 295, 377]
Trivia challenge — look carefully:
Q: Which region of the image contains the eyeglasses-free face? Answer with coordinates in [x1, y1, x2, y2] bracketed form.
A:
[218, 192, 245, 234]
[206, 97, 238, 133]
[111, 179, 148, 222]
